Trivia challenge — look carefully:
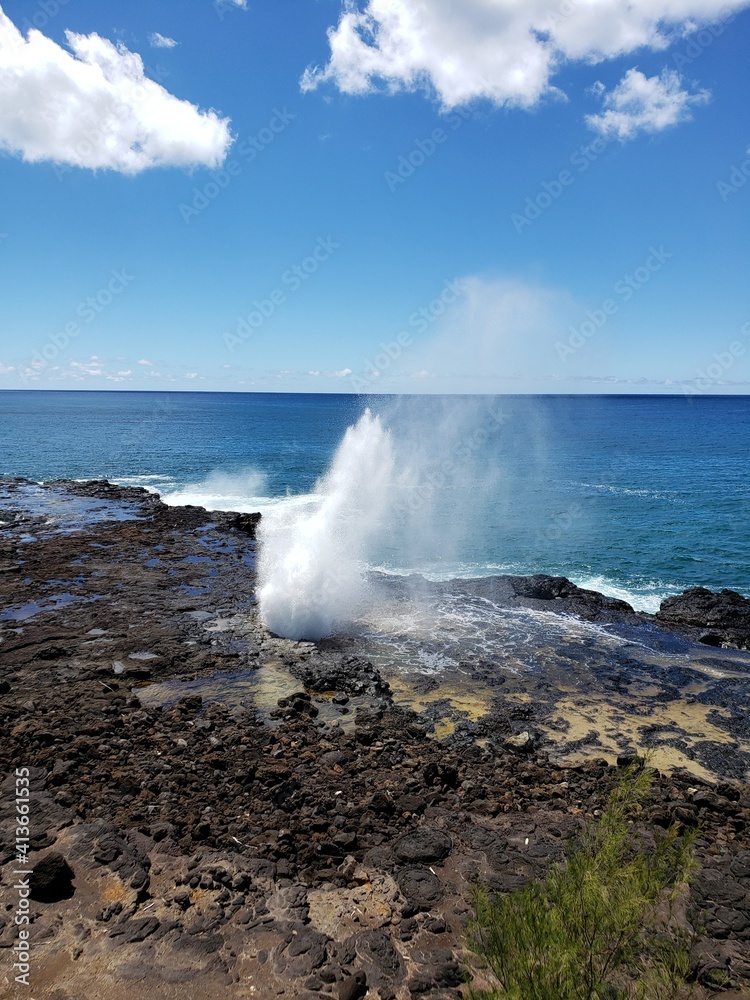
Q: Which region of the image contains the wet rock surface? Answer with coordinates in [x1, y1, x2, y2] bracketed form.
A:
[658, 587, 750, 649]
[1, 478, 750, 998]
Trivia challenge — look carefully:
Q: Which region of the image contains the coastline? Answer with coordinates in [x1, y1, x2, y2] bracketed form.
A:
[1, 478, 750, 998]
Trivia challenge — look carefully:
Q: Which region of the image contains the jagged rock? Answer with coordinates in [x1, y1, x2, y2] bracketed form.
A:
[2, 476, 749, 998]
[657, 587, 750, 649]
[505, 731, 534, 753]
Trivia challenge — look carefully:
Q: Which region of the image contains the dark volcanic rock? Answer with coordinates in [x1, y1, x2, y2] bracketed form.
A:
[214, 510, 262, 538]
[338, 971, 367, 1000]
[429, 573, 636, 621]
[657, 587, 750, 649]
[351, 929, 404, 991]
[288, 654, 390, 698]
[397, 868, 444, 910]
[46, 478, 166, 512]
[2, 477, 750, 998]
[29, 852, 75, 902]
[393, 829, 452, 864]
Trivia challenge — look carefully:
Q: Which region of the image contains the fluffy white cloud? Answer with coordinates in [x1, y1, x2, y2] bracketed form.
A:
[302, 0, 746, 110]
[586, 68, 710, 140]
[149, 33, 178, 49]
[0, 7, 233, 173]
[137, 358, 154, 365]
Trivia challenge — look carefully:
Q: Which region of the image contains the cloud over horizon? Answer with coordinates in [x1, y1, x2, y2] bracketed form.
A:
[0, 7, 233, 174]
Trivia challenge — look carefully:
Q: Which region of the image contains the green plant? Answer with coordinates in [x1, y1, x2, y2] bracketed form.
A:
[468, 763, 697, 1000]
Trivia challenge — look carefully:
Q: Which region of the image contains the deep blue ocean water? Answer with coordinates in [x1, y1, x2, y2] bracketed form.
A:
[1, 390, 748, 612]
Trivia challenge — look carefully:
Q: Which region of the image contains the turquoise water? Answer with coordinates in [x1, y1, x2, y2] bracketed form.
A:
[1, 390, 748, 611]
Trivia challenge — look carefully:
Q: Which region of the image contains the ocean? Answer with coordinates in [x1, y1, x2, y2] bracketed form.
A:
[1, 390, 749, 613]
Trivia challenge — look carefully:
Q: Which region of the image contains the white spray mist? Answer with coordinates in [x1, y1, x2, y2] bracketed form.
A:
[258, 409, 395, 640]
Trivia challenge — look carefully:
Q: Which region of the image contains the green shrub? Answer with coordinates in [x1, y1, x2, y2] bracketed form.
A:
[468, 763, 697, 1000]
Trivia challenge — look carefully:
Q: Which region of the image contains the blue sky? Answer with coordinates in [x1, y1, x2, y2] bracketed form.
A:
[0, 0, 748, 393]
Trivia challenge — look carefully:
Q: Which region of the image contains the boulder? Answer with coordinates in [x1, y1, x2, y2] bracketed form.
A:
[657, 587, 750, 649]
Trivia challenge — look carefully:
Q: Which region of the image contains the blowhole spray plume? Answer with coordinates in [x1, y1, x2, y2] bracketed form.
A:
[258, 397, 510, 640]
[258, 409, 394, 640]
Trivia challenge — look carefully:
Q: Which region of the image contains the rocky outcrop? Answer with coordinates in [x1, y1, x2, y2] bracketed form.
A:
[1, 478, 750, 997]
[657, 587, 750, 649]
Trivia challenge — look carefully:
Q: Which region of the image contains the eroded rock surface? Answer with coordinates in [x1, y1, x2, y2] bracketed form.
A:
[658, 586, 750, 649]
[1, 478, 749, 998]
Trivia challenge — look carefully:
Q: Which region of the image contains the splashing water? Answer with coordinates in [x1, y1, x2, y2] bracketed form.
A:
[258, 410, 395, 639]
[160, 468, 268, 512]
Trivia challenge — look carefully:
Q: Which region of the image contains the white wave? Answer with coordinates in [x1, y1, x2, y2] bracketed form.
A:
[368, 560, 527, 581]
[570, 574, 679, 613]
[579, 482, 680, 502]
[372, 562, 678, 615]
[114, 474, 176, 486]
[158, 468, 270, 513]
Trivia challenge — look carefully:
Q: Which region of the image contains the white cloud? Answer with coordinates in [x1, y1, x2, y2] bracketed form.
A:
[70, 359, 103, 375]
[149, 32, 177, 49]
[0, 7, 233, 174]
[302, 0, 745, 111]
[185, 372, 199, 379]
[137, 358, 154, 365]
[586, 68, 710, 140]
[334, 368, 353, 377]
[0, 362, 15, 373]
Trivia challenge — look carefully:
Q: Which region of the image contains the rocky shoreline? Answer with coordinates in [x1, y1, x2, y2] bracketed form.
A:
[1, 478, 750, 999]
